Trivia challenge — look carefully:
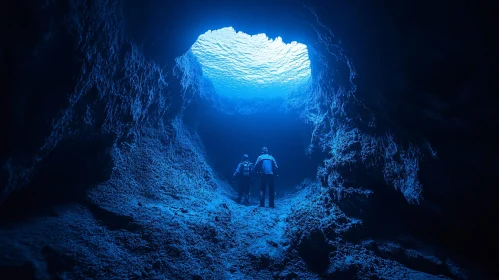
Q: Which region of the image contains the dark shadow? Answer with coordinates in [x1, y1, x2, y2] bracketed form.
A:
[0, 263, 37, 280]
[0, 135, 114, 224]
[298, 230, 336, 273]
[84, 200, 142, 232]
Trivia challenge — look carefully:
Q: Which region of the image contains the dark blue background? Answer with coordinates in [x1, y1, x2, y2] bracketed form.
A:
[196, 108, 317, 196]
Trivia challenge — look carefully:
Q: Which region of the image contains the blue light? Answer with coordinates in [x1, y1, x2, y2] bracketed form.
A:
[191, 27, 311, 99]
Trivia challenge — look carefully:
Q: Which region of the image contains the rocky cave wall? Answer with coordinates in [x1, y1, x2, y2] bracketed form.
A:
[162, 1, 498, 275]
[2, 0, 428, 218]
[1, 0, 497, 278]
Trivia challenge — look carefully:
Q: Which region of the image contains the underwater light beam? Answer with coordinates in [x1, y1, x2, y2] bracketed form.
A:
[191, 27, 311, 99]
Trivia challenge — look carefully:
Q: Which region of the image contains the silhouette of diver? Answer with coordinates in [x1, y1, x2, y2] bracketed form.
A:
[254, 147, 278, 208]
[233, 154, 254, 205]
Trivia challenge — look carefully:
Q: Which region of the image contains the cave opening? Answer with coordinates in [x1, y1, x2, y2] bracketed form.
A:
[1, 0, 494, 278]
[181, 27, 318, 199]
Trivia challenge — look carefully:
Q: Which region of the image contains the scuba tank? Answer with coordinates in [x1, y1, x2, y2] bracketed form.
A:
[241, 161, 251, 176]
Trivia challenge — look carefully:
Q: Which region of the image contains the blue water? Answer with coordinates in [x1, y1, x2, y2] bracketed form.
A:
[191, 27, 311, 100]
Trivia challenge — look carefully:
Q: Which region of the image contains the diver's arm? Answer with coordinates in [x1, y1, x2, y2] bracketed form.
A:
[254, 156, 261, 168]
[254, 156, 261, 175]
[233, 163, 242, 177]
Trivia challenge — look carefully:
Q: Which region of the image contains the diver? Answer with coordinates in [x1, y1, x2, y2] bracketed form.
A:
[233, 154, 254, 205]
[254, 147, 279, 208]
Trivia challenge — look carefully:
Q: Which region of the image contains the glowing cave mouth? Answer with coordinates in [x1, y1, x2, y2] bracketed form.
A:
[191, 27, 311, 99]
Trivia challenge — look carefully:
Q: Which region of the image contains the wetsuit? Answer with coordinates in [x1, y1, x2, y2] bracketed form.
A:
[233, 161, 253, 204]
[254, 154, 278, 207]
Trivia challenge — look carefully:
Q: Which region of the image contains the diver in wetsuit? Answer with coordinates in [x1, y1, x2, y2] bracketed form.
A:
[254, 147, 278, 208]
[233, 154, 254, 205]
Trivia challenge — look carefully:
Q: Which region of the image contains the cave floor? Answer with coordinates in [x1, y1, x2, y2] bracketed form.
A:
[0, 130, 469, 279]
[0, 182, 468, 279]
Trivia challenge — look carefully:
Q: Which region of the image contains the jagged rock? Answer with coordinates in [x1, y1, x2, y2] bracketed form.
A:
[1, 0, 495, 279]
[330, 187, 374, 218]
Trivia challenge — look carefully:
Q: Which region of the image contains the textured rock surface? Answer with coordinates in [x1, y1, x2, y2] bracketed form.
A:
[0, 120, 469, 279]
[1, 0, 496, 279]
